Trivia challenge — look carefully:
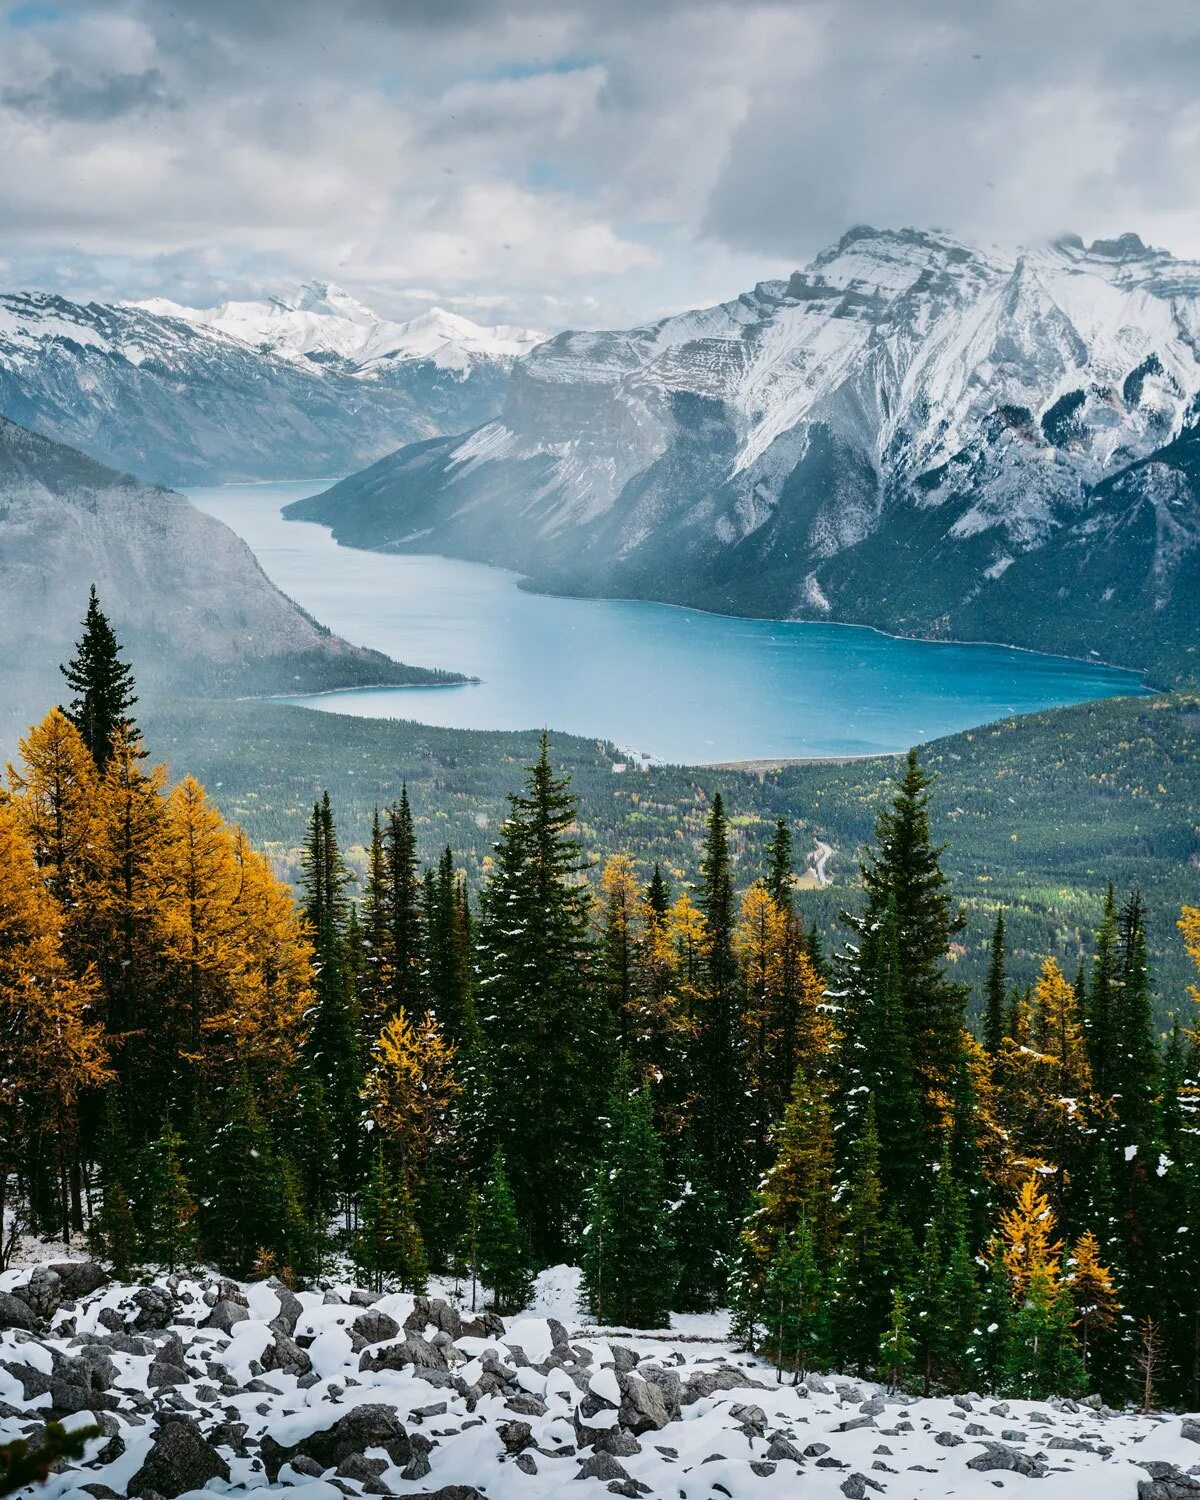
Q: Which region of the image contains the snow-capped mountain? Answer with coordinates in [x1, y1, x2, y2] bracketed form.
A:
[289, 227, 1200, 683]
[135, 281, 544, 377]
[0, 284, 542, 485]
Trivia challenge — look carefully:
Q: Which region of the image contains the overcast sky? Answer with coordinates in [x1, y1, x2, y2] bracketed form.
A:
[1, 0, 1198, 331]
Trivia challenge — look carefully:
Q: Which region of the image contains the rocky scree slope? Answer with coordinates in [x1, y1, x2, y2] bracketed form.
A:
[0, 283, 542, 485]
[0, 416, 460, 743]
[290, 228, 1200, 684]
[3, 1260, 1199, 1500]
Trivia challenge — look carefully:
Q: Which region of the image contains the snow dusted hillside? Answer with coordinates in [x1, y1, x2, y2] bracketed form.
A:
[293, 228, 1200, 683]
[0, 284, 540, 485]
[8, 1259, 1200, 1500]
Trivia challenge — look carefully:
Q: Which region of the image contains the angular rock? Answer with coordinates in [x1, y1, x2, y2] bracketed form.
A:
[404, 1297, 462, 1341]
[682, 1365, 768, 1403]
[265, 1279, 303, 1337]
[128, 1415, 230, 1499]
[618, 1374, 671, 1434]
[459, 1312, 505, 1340]
[498, 1420, 534, 1454]
[0, 1292, 40, 1332]
[967, 1441, 1048, 1478]
[351, 1309, 400, 1346]
[260, 1403, 410, 1480]
[49, 1263, 108, 1300]
[147, 1362, 191, 1389]
[204, 1299, 249, 1334]
[14, 1267, 63, 1320]
[577, 1452, 632, 1483]
[127, 1287, 176, 1332]
[261, 1332, 312, 1377]
[1138, 1469, 1200, 1500]
[359, 1333, 449, 1376]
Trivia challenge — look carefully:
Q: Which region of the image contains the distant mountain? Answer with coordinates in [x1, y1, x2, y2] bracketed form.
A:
[0, 415, 461, 744]
[0, 282, 543, 485]
[288, 227, 1200, 684]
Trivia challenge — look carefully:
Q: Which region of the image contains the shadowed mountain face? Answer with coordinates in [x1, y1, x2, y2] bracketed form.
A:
[288, 227, 1200, 684]
[0, 416, 460, 745]
[0, 285, 541, 485]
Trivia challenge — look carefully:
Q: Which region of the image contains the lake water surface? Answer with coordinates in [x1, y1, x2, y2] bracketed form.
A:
[188, 482, 1149, 765]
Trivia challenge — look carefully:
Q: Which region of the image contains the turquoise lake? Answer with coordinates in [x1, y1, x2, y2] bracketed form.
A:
[189, 482, 1149, 765]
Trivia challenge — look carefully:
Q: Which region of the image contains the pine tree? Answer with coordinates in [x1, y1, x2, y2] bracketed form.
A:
[646, 864, 670, 922]
[361, 1009, 460, 1182]
[763, 1216, 827, 1382]
[477, 1151, 534, 1314]
[384, 788, 425, 1017]
[59, 586, 138, 770]
[475, 735, 608, 1262]
[983, 911, 1007, 1055]
[693, 792, 749, 1229]
[765, 818, 794, 910]
[426, 847, 476, 1050]
[1111, 890, 1158, 1144]
[581, 1079, 677, 1329]
[356, 1149, 428, 1294]
[359, 810, 392, 1042]
[829, 1097, 888, 1374]
[846, 751, 968, 1154]
[598, 854, 643, 1051]
[134, 1124, 197, 1273]
[911, 1148, 982, 1393]
[668, 1138, 729, 1314]
[879, 1285, 916, 1391]
[999, 1261, 1085, 1400]
[1086, 886, 1119, 1097]
[1064, 1229, 1121, 1387]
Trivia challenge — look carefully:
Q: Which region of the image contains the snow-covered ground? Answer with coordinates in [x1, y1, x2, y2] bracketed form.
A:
[2, 1259, 1196, 1500]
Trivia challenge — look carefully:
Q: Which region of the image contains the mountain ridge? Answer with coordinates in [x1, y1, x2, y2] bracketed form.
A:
[286, 224, 1200, 684]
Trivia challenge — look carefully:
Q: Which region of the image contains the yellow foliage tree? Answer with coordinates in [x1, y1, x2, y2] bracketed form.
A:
[5, 708, 98, 923]
[362, 1009, 461, 1178]
[0, 802, 111, 1242]
[1064, 1228, 1120, 1372]
[999, 1173, 1063, 1300]
[1181, 905, 1200, 1016]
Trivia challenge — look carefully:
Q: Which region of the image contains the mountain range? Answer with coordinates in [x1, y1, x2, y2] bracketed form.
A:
[0, 414, 459, 746]
[287, 227, 1200, 684]
[0, 282, 542, 485]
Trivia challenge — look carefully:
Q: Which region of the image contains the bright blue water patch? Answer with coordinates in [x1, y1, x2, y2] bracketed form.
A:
[189, 482, 1149, 766]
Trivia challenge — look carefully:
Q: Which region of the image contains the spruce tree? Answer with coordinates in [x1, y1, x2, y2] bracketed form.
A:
[879, 1285, 916, 1391]
[59, 586, 138, 770]
[475, 735, 608, 1262]
[478, 1151, 534, 1314]
[983, 911, 1007, 1055]
[668, 1139, 729, 1314]
[359, 809, 391, 1044]
[426, 847, 476, 1050]
[693, 792, 749, 1229]
[763, 1217, 828, 1383]
[134, 1124, 196, 1273]
[846, 751, 968, 1155]
[646, 864, 670, 922]
[911, 1149, 981, 1393]
[999, 1263, 1085, 1400]
[385, 787, 425, 1017]
[356, 1150, 428, 1294]
[829, 1097, 888, 1374]
[765, 818, 794, 909]
[1086, 886, 1119, 1097]
[1112, 890, 1158, 1144]
[582, 1079, 677, 1329]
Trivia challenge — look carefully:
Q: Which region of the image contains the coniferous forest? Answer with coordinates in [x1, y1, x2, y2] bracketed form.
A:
[6, 594, 1200, 1413]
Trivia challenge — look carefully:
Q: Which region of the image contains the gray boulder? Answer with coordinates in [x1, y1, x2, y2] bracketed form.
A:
[0, 1292, 41, 1332]
[260, 1403, 410, 1480]
[682, 1365, 768, 1404]
[1182, 1421, 1200, 1445]
[351, 1309, 400, 1346]
[127, 1287, 177, 1331]
[261, 1332, 312, 1377]
[1138, 1468, 1200, 1500]
[49, 1263, 108, 1300]
[459, 1311, 505, 1339]
[359, 1333, 449, 1375]
[204, 1299, 249, 1335]
[147, 1363, 191, 1389]
[618, 1374, 671, 1434]
[967, 1442, 1048, 1478]
[14, 1267, 63, 1320]
[128, 1415, 230, 1499]
[265, 1278, 303, 1337]
[497, 1420, 534, 1454]
[404, 1297, 463, 1340]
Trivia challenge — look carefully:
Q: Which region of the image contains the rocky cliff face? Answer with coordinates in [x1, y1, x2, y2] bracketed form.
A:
[290, 228, 1200, 683]
[0, 416, 458, 744]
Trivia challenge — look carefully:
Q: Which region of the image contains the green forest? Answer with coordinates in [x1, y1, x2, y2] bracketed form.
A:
[4, 598, 1200, 1416]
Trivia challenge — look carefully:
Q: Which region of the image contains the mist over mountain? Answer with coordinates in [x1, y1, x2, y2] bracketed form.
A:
[0, 415, 459, 745]
[288, 226, 1200, 683]
[0, 283, 543, 486]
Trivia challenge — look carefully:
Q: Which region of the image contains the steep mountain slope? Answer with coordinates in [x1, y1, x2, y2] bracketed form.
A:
[290, 228, 1200, 683]
[0, 416, 460, 742]
[0, 284, 541, 485]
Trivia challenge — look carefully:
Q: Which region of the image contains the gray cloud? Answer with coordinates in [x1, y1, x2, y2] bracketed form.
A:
[0, 0, 1196, 329]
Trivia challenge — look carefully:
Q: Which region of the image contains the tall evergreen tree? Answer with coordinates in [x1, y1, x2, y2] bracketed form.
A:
[581, 1077, 677, 1328]
[847, 751, 968, 1153]
[425, 847, 476, 1049]
[645, 863, 670, 922]
[477, 1150, 534, 1314]
[384, 787, 425, 1016]
[668, 1137, 729, 1313]
[765, 818, 794, 909]
[693, 792, 749, 1229]
[1112, 890, 1159, 1143]
[983, 911, 1007, 1055]
[1086, 886, 1120, 1098]
[829, 1097, 888, 1375]
[59, 586, 138, 770]
[475, 735, 609, 1262]
[356, 1149, 428, 1294]
[359, 810, 392, 1044]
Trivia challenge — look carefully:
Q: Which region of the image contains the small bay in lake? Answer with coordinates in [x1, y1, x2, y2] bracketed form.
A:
[188, 482, 1150, 765]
